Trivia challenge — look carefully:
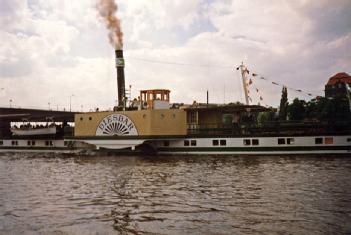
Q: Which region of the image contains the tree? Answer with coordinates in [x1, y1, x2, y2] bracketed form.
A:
[279, 86, 288, 120]
[287, 98, 306, 120]
[257, 111, 276, 126]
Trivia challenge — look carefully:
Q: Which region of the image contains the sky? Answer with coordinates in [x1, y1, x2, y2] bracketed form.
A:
[0, 0, 350, 111]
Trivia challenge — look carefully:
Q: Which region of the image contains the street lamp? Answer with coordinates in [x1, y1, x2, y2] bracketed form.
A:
[69, 94, 75, 112]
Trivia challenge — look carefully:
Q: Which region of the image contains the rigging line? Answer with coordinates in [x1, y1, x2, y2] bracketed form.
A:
[125, 56, 233, 69]
[253, 74, 321, 97]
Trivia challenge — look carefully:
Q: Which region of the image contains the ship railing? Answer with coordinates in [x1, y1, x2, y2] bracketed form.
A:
[187, 121, 351, 136]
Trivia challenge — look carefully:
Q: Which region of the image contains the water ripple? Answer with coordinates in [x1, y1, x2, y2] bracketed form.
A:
[0, 154, 351, 234]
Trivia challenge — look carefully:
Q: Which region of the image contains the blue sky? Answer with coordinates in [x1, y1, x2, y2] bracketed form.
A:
[0, 0, 350, 111]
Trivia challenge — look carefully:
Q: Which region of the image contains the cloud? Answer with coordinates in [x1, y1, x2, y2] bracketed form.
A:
[0, 0, 350, 110]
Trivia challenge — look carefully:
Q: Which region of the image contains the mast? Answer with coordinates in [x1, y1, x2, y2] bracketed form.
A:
[237, 62, 250, 105]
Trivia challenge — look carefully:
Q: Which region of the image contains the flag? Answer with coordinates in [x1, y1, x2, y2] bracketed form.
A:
[260, 96, 263, 101]
[249, 79, 253, 85]
[252, 73, 257, 77]
[256, 88, 259, 92]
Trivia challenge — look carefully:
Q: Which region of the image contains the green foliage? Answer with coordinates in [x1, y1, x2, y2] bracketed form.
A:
[257, 111, 276, 126]
[278, 86, 288, 120]
[287, 96, 350, 121]
[287, 98, 306, 120]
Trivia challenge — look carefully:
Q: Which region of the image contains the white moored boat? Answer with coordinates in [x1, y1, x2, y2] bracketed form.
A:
[11, 126, 57, 136]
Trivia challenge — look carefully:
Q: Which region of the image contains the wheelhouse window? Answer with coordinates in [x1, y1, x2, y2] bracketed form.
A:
[184, 140, 190, 146]
[220, 140, 226, 146]
[212, 140, 219, 146]
[324, 137, 333, 145]
[164, 141, 170, 147]
[243, 139, 251, 146]
[315, 138, 323, 144]
[252, 139, 259, 146]
[278, 138, 285, 145]
[287, 138, 294, 145]
[191, 140, 197, 146]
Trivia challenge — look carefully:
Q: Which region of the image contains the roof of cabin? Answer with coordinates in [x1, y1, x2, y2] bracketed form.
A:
[184, 104, 269, 113]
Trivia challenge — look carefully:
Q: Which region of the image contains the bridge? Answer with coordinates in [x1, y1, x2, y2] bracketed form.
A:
[0, 107, 80, 137]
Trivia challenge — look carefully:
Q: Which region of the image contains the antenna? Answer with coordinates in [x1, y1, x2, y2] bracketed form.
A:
[236, 62, 250, 105]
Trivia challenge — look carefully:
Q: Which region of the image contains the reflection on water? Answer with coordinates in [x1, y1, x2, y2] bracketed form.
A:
[1, 153, 351, 234]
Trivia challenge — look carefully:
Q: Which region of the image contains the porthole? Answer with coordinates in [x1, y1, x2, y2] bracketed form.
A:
[278, 138, 285, 145]
[243, 139, 251, 146]
[89, 117, 92, 121]
[143, 114, 147, 119]
[80, 117, 83, 121]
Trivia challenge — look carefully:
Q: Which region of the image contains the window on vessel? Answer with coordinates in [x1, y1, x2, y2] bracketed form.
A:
[287, 138, 295, 145]
[45, 141, 49, 146]
[0, 140, 3, 145]
[252, 139, 259, 146]
[243, 139, 251, 146]
[212, 140, 219, 146]
[184, 140, 189, 146]
[278, 138, 285, 145]
[80, 117, 83, 121]
[347, 138, 351, 142]
[191, 140, 197, 146]
[32, 141, 35, 146]
[50, 141, 53, 146]
[325, 137, 333, 145]
[89, 117, 92, 121]
[220, 140, 226, 146]
[64, 141, 68, 146]
[164, 141, 170, 147]
[27, 140, 31, 146]
[315, 138, 323, 144]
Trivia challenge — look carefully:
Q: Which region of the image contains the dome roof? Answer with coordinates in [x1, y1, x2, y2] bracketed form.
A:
[327, 72, 351, 85]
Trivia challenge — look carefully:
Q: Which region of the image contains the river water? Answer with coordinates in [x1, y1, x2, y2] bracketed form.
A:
[0, 153, 351, 235]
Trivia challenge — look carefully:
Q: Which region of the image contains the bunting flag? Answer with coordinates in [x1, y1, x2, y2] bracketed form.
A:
[250, 72, 320, 97]
[249, 79, 253, 85]
[260, 96, 263, 101]
[256, 88, 259, 92]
